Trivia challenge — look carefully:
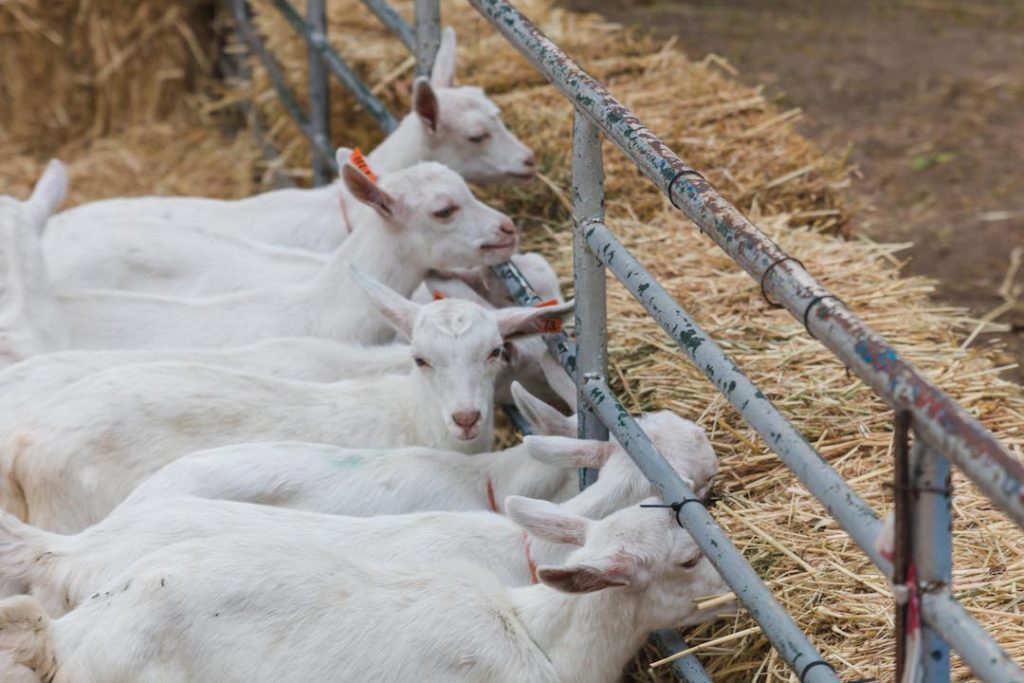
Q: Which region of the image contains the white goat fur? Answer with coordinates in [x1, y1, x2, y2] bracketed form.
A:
[0, 406, 716, 614]
[57, 162, 518, 350]
[0, 161, 68, 367]
[0, 500, 727, 683]
[0, 283, 569, 532]
[46, 28, 535, 255]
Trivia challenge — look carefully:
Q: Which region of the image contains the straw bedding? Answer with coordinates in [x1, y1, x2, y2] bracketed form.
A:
[3, 0, 1022, 680]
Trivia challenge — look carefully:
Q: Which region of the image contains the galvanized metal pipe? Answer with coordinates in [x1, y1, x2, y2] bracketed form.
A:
[492, 260, 713, 683]
[306, 0, 332, 185]
[581, 220, 1023, 677]
[921, 591, 1024, 682]
[571, 111, 608, 490]
[230, 0, 338, 171]
[465, 0, 1024, 533]
[415, 0, 441, 78]
[651, 629, 713, 683]
[583, 220, 889, 568]
[360, 0, 416, 51]
[911, 439, 953, 682]
[581, 375, 840, 683]
[270, 0, 398, 133]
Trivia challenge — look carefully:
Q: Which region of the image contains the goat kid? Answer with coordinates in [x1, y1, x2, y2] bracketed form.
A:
[0, 277, 570, 532]
[59, 161, 518, 350]
[0, 501, 727, 683]
[46, 28, 535, 254]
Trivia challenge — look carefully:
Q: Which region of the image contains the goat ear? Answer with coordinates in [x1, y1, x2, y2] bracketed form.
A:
[505, 496, 587, 546]
[524, 435, 615, 468]
[495, 300, 574, 340]
[335, 147, 353, 172]
[349, 266, 420, 338]
[24, 159, 67, 231]
[341, 164, 398, 221]
[537, 562, 635, 594]
[430, 27, 457, 88]
[538, 352, 578, 412]
[511, 382, 576, 437]
[413, 77, 440, 134]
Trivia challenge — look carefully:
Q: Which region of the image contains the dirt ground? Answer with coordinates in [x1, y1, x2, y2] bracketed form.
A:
[565, 0, 1024, 382]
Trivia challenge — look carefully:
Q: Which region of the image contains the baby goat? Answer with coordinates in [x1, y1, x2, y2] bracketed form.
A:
[0, 278, 570, 532]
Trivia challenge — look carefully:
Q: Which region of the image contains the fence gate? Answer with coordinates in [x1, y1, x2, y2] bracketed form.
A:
[231, 0, 1024, 680]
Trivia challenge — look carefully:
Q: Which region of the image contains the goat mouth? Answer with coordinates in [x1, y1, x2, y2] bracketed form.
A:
[507, 171, 536, 181]
[481, 239, 517, 251]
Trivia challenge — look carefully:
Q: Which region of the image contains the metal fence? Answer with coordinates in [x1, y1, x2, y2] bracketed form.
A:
[231, 0, 1024, 680]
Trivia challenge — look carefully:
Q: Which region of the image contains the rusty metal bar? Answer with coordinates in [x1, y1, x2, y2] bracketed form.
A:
[571, 111, 608, 490]
[360, 0, 416, 51]
[270, 0, 398, 133]
[465, 0, 1024, 533]
[893, 411, 913, 680]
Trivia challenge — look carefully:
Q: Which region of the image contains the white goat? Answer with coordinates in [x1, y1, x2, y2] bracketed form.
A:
[0, 281, 571, 532]
[58, 162, 519, 350]
[0, 337, 411, 417]
[0, 161, 68, 367]
[121, 393, 715, 515]
[0, 501, 728, 683]
[46, 28, 535, 254]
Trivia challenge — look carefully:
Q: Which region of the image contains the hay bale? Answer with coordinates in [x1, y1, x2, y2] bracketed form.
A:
[0, 0, 219, 151]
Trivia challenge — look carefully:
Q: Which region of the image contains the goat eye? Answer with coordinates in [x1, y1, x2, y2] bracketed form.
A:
[468, 133, 490, 144]
[432, 205, 459, 219]
[488, 347, 502, 360]
[680, 555, 702, 570]
[414, 357, 431, 368]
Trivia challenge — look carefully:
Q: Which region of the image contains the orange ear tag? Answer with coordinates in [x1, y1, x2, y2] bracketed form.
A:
[535, 299, 563, 333]
[432, 291, 445, 301]
[349, 148, 378, 182]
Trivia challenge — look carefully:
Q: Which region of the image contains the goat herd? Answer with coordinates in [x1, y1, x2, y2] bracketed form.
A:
[0, 28, 732, 682]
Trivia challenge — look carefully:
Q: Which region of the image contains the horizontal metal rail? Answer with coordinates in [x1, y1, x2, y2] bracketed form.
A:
[269, 0, 399, 133]
[492, 265, 839, 683]
[467, 0, 1024, 534]
[582, 220, 889, 570]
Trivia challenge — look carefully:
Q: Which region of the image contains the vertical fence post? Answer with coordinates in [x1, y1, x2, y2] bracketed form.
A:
[571, 111, 608, 490]
[306, 0, 331, 185]
[911, 437, 953, 682]
[414, 0, 441, 78]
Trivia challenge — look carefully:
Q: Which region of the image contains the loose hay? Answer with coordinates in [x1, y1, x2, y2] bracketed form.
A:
[2, 0, 1023, 680]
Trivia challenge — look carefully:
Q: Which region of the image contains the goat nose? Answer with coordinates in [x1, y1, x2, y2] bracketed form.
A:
[452, 410, 481, 429]
[499, 220, 516, 236]
[522, 153, 537, 168]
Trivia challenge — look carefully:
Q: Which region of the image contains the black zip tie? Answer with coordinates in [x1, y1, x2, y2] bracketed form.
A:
[802, 294, 844, 339]
[666, 167, 708, 232]
[759, 256, 805, 308]
[639, 499, 704, 527]
[799, 659, 836, 682]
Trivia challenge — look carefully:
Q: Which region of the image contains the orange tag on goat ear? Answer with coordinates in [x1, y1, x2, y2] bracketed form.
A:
[432, 291, 445, 301]
[538, 318, 563, 333]
[349, 148, 378, 182]
[535, 299, 562, 332]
